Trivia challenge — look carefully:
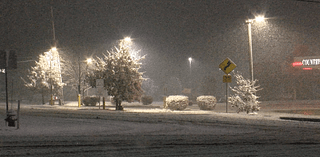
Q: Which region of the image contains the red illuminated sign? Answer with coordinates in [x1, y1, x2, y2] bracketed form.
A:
[303, 68, 312, 70]
[292, 62, 303, 67]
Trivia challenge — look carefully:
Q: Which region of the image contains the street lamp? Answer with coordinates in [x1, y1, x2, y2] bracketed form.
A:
[188, 57, 192, 75]
[246, 15, 265, 82]
[124, 37, 131, 43]
[121, 37, 132, 47]
[78, 57, 92, 106]
[188, 57, 192, 90]
[86, 58, 92, 64]
[49, 47, 58, 105]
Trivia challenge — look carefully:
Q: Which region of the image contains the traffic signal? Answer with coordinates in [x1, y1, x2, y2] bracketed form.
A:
[0, 50, 5, 69]
[0, 50, 17, 69]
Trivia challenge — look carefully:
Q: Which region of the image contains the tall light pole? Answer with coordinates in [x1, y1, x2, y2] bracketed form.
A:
[246, 15, 265, 82]
[49, 47, 57, 105]
[84, 58, 92, 96]
[188, 57, 192, 75]
[78, 56, 92, 107]
[188, 57, 192, 89]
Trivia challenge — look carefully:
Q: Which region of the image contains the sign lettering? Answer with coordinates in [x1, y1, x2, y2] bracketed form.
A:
[302, 59, 320, 66]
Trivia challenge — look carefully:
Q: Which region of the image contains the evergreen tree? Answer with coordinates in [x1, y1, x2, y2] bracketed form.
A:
[228, 72, 262, 114]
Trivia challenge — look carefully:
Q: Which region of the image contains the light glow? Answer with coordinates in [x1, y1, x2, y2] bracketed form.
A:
[124, 37, 131, 42]
[255, 16, 265, 22]
[86, 58, 92, 64]
[303, 68, 312, 70]
[292, 62, 303, 67]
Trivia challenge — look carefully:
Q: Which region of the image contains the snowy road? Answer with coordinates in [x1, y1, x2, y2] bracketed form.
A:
[1, 103, 320, 156]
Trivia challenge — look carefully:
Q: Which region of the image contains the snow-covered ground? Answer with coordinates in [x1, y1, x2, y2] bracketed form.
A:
[1, 100, 320, 138]
[1, 101, 320, 156]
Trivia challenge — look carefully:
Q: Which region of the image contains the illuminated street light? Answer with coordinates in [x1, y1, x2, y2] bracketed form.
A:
[188, 57, 192, 89]
[86, 58, 92, 64]
[188, 57, 192, 75]
[124, 37, 131, 42]
[255, 16, 265, 22]
[245, 15, 265, 82]
[120, 37, 132, 47]
[51, 47, 57, 51]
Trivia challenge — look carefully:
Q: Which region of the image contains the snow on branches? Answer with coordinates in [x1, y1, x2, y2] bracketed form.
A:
[228, 72, 262, 114]
[22, 49, 64, 96]
[88, 41, 144, 110]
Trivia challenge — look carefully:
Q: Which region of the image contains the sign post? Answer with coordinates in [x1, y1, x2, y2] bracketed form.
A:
[1, 50, 17, 114]
[219, 58, 236, 113]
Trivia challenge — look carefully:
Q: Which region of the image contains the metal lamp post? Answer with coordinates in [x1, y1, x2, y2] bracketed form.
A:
[78, 57, 92, 107]
[188, 57, 192, 93]
[188, 57, 192, 75]
[246, 16, 265, 82]
[49, 47, 57, 105]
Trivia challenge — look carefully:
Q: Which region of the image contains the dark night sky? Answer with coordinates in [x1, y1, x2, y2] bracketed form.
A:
[1, 0, 320, 94]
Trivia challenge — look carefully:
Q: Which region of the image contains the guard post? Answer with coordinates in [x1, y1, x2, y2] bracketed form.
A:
[78, 94, 81, 107]
[103, 97, 105, 110]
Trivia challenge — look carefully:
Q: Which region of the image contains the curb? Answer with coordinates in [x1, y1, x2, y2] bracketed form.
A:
[280, 117, 320, 122]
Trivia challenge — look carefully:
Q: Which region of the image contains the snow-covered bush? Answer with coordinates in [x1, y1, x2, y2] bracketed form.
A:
[228, 72, 261, 114]
[196, 95, 217, 110]
[83, 96, 100, 106]
[165, 95, 188, 110]
[141, 95, 153, 105]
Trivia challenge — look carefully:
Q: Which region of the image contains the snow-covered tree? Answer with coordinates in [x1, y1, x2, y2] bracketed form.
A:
[22, 48, 64, 104]
[62, 53, 92, 97]
[87, 40, 144, 110]
[228, 72, 262, 114]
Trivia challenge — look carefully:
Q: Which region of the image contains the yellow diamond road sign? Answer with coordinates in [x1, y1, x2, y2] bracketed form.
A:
[219, 58, 236, 74]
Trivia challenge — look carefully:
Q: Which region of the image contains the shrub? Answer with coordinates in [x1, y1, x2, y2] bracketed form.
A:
[228, 72, 261, 114]
[83, 96, 100, 106]
[165, 95, 188, 110]
[141, 95, 153, 105]
[196, 95, 217, 110]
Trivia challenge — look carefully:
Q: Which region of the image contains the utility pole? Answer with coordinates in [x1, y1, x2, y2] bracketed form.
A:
[5, 51, 8, 113]
[50, 6, 55, 105]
